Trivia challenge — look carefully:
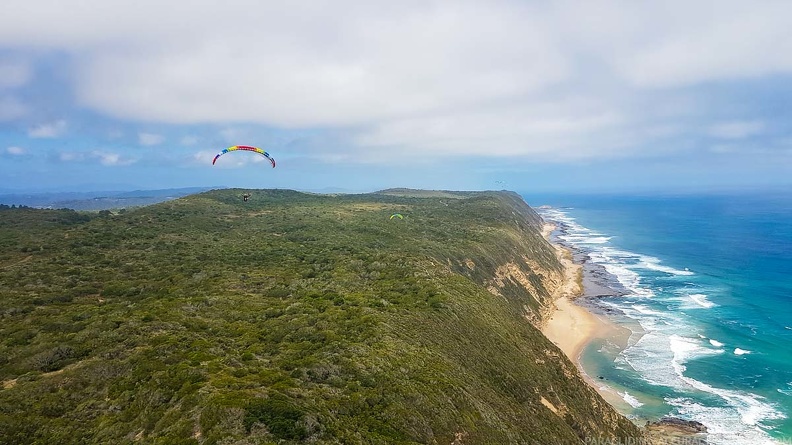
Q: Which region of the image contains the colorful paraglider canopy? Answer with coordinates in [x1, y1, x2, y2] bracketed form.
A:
[390, 213, 404, 220]
[212, 145, 275, 168]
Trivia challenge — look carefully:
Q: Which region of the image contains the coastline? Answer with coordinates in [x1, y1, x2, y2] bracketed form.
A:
[540, 223, 639, 412]
[538, 218, 712, 444]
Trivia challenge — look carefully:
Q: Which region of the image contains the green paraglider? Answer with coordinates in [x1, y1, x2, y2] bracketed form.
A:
[390, 213, 404, 220]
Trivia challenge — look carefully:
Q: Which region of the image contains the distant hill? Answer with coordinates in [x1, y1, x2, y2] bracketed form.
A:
[0, 188, 641, 444]
[0, 187, 222, 210]
[376, 188, 477, 199]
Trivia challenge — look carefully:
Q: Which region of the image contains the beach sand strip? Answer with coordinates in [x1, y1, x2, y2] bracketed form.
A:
[540, 223, 635, 410]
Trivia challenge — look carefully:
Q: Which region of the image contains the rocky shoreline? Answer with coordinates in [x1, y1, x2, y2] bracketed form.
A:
[548, 221, 712, 445]
[644, 417, 708, 444]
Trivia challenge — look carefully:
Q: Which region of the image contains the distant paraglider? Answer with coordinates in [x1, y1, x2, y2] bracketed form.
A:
[212, 145, 275, 168]
[242, 193, 251, 202]
[390, 213, 404, 220]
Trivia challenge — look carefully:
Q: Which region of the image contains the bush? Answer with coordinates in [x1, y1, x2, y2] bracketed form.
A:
[243, 394, 307, 440]
[30, 345, 77, 372]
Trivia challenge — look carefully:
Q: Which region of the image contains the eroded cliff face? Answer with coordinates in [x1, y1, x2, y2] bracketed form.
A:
[433, 191, 642, 442]
[445, 192, 568, 326]
[475, 256, 563, 325]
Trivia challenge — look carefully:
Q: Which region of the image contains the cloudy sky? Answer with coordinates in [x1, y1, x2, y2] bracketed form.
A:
[1, 0, 791, 194]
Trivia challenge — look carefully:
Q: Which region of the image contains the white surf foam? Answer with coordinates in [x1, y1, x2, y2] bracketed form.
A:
[620, 332, 686, 388]
[637, 254, 695, 276]
[735, 348, 752, 355]
[689, 293, 717, 309]
[632, 304, 664, 316]
[586, 246, 662, 298]
[610, 283, 779, 441]
[602, 263, 655, 298]
[668, 396, 784, 445]
[618, 391, 644, 408]
[538, 206, 786, 443]
[665, 336, 784, 444]
[561, 233, 612, 244]
[669, 335, 725, 379]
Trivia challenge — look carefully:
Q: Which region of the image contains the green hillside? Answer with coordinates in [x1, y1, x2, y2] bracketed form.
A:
[0, 189, 641, 444]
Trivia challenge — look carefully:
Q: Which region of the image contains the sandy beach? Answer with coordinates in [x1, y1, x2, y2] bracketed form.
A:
[541, 222, 616, 361]
[538, 214, 729, 444]
[540, 223, 635, 409]
[543, 296, 615, 362]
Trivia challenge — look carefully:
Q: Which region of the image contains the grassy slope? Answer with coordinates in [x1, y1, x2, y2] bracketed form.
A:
[0, 189, 641, 444]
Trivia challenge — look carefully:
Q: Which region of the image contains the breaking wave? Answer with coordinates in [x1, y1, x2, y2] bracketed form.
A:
[537, 206, 786, 444]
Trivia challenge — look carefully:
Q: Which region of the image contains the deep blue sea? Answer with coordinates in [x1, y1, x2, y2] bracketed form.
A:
[524, 192, 792, 445]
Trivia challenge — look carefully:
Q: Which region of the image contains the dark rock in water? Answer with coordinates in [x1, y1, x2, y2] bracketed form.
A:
[644, 417, 708, 445]
[647, 417, 708, 433]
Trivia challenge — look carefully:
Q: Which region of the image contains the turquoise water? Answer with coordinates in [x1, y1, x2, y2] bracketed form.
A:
[526, 192, 792, 445]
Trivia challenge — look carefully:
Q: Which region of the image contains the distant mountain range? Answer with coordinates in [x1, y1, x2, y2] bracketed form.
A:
[0, 187, 224, 210]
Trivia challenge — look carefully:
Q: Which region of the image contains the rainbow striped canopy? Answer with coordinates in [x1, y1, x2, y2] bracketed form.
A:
[212, 145, 275, 168]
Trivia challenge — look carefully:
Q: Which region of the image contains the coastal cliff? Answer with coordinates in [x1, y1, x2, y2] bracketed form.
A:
[0, 189, 641, 444]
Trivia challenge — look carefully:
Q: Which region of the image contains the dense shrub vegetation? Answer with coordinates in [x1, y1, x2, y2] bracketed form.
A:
[0, 189, 640, 444]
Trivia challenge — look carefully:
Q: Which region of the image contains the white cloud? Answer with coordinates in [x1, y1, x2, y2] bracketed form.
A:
[1, 1, 571, 128]
[355, 104, 627, 161]
[1, 1, 792, 162]
[28, 120, 67, 138]
[6, 146, 26, 155]
[604, 3, 792, 88]
[55, 150, 136, 166]
[90, 150, 137, 166]
[192, 150, 225, 167]
[138, 132, 164, 146]
[708, 121, 766, 139]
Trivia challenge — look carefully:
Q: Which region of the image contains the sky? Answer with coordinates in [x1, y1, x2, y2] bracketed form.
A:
[1, 0, 791, 194]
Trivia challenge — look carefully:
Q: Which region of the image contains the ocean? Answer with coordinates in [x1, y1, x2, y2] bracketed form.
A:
[525, 192, 792, 445]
